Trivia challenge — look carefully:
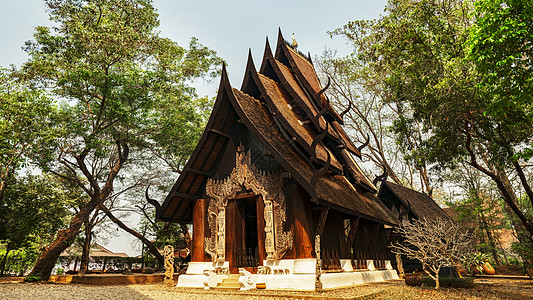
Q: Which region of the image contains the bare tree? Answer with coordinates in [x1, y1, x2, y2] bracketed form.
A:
[391, 218, 473, 289]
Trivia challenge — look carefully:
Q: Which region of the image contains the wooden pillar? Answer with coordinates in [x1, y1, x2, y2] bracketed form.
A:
[226, 200, 237, 273]
[292, 185, 314, 258]
[256, 195, 266, 264]
[370, 223, 381, 259]
[191, 198, 208, 262]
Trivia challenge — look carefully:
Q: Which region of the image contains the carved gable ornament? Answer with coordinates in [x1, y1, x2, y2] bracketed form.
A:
[205, 149, 293, 262]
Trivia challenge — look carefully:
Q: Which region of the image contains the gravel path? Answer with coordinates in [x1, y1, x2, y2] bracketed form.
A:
[0, 282, 398, 300]
[0, 278, 531, 300]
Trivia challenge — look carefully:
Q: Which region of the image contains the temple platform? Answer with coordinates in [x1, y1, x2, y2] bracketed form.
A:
[177, 259, 399, 290]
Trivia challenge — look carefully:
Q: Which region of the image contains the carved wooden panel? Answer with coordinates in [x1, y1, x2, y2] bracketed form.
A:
[204, 150, 293, 262]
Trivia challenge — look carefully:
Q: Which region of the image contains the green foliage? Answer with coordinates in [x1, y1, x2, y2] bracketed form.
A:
[0, 174, 74, 251]
[0, 68, 59, 196]
[511, 235, 533, 267]
[468, 0, 533, 159]
[333, 0, 533, 244]
[24, 275, 41, 282]
[11, 1, 221, 279]
[462, 252, 489, 274]
[20, 0, 222, 183]
[332, 0, 480, 167]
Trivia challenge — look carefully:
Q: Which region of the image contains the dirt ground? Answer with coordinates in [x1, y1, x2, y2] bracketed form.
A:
[473, 277, 533, 299]
[0, 276, 531, 299]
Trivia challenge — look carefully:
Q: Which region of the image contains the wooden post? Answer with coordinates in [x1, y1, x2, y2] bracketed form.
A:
[315, 207, 329, 237]
[191, 198, 208, 262]
[293, 185, 314, 258]
[225, 200, 239, 273]
[370, 223, 381, 263]
[256, 195, 266, 264]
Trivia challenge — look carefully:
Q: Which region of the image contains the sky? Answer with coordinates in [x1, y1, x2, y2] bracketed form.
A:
[0, 0, 387, 256]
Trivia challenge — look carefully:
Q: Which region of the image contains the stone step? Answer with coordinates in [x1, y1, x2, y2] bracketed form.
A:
[214, 274, 241, 289]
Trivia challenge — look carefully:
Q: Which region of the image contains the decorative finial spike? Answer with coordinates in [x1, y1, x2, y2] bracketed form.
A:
[292, 33, 298, 49]
[221, 61, 227, 77]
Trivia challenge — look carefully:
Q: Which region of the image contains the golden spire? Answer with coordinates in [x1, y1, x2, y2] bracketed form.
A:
[292, 33, 298, 49]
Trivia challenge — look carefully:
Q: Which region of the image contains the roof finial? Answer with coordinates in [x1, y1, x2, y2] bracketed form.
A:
[292, 33, 298, 49]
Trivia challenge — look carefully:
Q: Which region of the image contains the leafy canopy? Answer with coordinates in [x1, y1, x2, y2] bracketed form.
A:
[0, 69, 58, 197]
[0, 174, 75, 250]
[21, 0, 221, 188]
[468, 0, 533, 159]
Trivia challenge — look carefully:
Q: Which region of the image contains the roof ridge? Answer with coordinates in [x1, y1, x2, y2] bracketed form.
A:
[285, 43, 314, 67]
[387, 181, 431, 198]
[257, 72, 278, 85]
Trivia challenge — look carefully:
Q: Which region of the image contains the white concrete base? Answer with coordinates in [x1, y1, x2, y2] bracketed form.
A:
[177, 259, 399, 290]
[179, 261, 230, 288]
[366, 260, 376, 271]
[176, 274, 208, 288]
[186, 261, 229, 275]
[263, 259, 295, 274]
[385, 260, 393, 270]
[320, 270, 400, 289]
[293, 259, 316, 274]
[253, 274, 316, 290]
[340, 259, 354, 272]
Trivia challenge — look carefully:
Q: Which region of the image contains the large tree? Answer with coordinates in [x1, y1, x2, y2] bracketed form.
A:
[332, 0, 533, 240]
[0, 68, 58, 203]
[468, 0, 533, 160]
[22, 0, 220, 280]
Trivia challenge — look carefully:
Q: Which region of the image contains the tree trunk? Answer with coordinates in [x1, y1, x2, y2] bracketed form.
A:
[100, 206, 164, 266]
[79, 220, 93, 274]
[0, 180, 5, 207]
[465, 126, 533, 239]
[29, 222, 82, 280]
[73, 257, 78, 272]
[435, 271, 440, 290]
[0, 245, 11, 275]
[29, 190, 113, 280]
[29, 140, 128, 281]
[478, 205, 501, 266]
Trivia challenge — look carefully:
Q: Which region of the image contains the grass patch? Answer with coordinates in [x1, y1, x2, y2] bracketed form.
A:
[24, 275, 41, 282]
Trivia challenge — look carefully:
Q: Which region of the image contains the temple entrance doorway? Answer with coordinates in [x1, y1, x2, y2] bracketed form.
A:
[237, 197, 258, 268]
[226, 193, 264, 273]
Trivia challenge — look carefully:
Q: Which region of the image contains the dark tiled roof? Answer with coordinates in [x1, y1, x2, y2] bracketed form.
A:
[160, 31, 393, 224]
[254, 72, 343, 170]
[284, 45, 343, 122]
[383, 181, 449, 221]
[232, 88, 397, 225]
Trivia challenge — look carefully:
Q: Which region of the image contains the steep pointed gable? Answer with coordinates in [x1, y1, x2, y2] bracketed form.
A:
[269, 33, 361, 158]
[158, 64, 236, 221]
[244, 51, 343, 171]
[160, 31, 394, 225]
[260, 39, 337, 138]
[274, 30, 343, 124]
